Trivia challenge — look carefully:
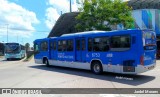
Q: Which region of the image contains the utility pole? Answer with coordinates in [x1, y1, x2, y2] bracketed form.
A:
[61, 11, 63, 15]
[6, 24, 9, 43]
[70, 0, 72, 12]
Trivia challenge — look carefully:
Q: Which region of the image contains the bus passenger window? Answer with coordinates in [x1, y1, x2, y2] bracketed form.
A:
[34, 43, 39, 52]
[93, 37, 110, 52]
[121, 36, 130, 48]
[82, 39, 86, 51]
[76, 40, 80, 50]
[40, 41, 48, 51]
[88, 38, 93, 51]
[50, 42, 53, 50]
[58, 41, 63, 51]
[67, 40, 73, 51]
[62, 40, 67, 51]
[111, 35, 130, 51]
[53, 41, 56, 50]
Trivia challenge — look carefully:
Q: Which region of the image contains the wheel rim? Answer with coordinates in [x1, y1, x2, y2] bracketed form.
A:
[93, 64, 100, 73]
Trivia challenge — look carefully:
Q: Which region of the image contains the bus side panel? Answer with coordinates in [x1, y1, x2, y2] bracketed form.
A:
[107, 52, 122, 73]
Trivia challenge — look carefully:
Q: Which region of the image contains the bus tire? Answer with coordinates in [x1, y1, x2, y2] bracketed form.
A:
[91, 61, 103, 75]
[44, 58, 50, 67]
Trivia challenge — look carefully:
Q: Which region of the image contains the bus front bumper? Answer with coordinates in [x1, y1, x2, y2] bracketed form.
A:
[5, 54, 21, 59]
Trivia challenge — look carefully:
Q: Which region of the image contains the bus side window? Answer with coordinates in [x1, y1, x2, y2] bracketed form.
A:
[62, 40, 67, 51]
[53, 41, 57, 50]
[50, 41, 53, 50]
[111, 35, 131, 51]
[76, 40, 80, 51]
[40, 41, 48, 51]
[58, 41, 62, 51]
[93, 37, 110, 52]
[67, 40, 73, 51]
[82, 39, 86, 51]
[58, 40, 67, 51]
[34, 43, 39, 53]
[88, 38, 93, 51]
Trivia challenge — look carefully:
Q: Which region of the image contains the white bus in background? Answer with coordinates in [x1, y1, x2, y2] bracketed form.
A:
[4, 43, 26, 60]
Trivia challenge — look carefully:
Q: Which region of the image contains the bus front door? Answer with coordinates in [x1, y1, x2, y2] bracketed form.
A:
[75, 38, 86, 62]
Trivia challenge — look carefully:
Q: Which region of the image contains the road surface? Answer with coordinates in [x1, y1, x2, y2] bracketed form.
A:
[0, 57, 160, 97]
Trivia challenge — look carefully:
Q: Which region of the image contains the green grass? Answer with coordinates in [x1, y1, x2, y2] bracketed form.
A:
[23, 54, 33, 62]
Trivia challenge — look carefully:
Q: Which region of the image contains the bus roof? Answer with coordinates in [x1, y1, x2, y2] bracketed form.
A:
[34, 29, 152, 42]
[60, 29, 141, 38]
[61, 30, 106, 37]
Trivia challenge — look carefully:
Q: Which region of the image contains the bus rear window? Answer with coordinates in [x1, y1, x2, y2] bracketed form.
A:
[142, 31, 156, 48]
[144, 32, 152, 39]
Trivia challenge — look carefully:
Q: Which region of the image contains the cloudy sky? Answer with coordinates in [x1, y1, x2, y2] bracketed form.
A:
[0, 0, 128, 46]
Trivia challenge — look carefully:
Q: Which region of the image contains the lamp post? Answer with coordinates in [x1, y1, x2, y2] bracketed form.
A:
[6, 24, 9, 43]
[61, 11, 63, 15]
[70, 0, 72, 12]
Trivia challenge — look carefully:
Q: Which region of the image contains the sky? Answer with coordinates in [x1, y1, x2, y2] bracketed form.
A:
[0, 0, 128, 46]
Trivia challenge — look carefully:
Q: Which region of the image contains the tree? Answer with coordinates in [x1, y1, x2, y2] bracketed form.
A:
[25, 43, 30, 52]
[75, 0, 134, 31]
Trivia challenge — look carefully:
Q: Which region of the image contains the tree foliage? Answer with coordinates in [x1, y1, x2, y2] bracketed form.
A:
[75, 0, 134, 31]
[25, 43, 30, 52]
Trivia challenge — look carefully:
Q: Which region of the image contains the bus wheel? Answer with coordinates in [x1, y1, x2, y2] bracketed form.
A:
[91, 61, 103, 75]
[45, 59, 50, 67]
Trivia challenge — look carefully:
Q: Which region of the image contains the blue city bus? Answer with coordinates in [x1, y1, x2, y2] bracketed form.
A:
[4, 43, 26, 60]
[34, 29, 156, 74]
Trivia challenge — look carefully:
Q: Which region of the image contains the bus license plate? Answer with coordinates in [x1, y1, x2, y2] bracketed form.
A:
[148, 66, 154, 70]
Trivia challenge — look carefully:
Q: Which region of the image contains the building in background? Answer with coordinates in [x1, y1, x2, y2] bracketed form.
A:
[128, 0, 160, 37]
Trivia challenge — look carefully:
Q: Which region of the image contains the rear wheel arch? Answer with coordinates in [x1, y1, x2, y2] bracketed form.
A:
[90, 59, 103, 74]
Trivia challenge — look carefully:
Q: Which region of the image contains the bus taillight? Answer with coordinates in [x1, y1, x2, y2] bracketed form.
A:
[140, 56, 144, 65]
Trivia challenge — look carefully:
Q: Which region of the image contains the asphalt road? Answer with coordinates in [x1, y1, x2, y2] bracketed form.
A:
[0, 57, 160, 97]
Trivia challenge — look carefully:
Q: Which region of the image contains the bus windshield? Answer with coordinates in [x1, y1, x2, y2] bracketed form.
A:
[5, 43, 20, 54]
[142, 31, 156, 50]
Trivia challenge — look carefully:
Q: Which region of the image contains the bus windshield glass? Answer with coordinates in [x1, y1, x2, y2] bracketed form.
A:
[5, 43, 20, 54]
[142, 31, 156, 50]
